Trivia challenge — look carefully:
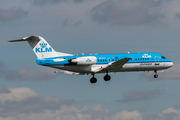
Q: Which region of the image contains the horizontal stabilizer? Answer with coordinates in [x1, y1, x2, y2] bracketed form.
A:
[8, 36, 33, 42]
[9, 39, 26, 42]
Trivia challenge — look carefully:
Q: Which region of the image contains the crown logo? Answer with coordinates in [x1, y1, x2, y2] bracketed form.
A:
[142, 54, 151, 58]
[86, 59, 91, 62]
[40, 42, 47, 48]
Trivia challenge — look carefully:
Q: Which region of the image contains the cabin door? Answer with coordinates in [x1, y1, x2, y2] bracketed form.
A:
[155, 56, 159, 65]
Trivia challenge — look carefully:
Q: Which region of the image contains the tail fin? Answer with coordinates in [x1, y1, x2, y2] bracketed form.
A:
[9, 36, 72, 58]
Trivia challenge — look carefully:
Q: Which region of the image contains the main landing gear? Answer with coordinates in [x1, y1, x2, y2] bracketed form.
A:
[90, 72, 111, 84]
[154, 70, 158, 78]
[104, 73, 111, 81]
[90, 75, 97, 84]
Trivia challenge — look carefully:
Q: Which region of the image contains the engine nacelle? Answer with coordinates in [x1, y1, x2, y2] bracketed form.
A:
[69, 56, 97, 65]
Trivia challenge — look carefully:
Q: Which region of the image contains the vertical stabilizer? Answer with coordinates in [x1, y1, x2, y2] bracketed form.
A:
[9, 36, 72, 58]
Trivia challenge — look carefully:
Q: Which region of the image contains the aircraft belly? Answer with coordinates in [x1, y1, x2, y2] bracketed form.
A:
[48, 62, 170, 73]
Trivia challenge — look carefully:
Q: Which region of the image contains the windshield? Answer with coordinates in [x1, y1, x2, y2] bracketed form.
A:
[161, 56, 166, 59]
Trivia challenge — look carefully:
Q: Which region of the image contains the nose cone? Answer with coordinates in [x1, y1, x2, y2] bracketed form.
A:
[166, 62, 173, 68]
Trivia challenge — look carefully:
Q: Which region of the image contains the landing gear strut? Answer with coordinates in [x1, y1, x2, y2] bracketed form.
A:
[154, 70, 158, 78]
[104, 71, 111, 81]
[90, 74, 97, 83]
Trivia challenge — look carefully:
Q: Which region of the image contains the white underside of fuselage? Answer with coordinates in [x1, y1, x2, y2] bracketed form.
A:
[48, 62, 172, 74]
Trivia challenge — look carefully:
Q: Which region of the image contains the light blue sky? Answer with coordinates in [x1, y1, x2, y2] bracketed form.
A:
[1, 0, 180, 119]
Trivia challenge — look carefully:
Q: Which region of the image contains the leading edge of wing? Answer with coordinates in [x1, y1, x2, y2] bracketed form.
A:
[108, 57, 131, 69]
[96, 57, 131, 73]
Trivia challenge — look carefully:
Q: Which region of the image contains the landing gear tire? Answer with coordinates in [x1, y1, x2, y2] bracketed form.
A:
[154, 70, 158, 78]
[104, 75, 111, 81]
[90, 77, 97, 83]
[154, 74, 158, 78]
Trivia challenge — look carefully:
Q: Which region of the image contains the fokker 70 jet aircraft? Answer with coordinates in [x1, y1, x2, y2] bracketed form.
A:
[9, 36, 173, 83]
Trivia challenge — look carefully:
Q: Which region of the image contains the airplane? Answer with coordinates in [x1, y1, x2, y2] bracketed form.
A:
[9, 36, 173, 83]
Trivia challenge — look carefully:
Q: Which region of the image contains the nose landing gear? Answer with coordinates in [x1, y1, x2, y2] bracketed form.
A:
[154, 70, 158, 78]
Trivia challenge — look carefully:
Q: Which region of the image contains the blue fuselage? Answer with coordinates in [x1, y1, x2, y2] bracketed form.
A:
[36, 52, 173, 74]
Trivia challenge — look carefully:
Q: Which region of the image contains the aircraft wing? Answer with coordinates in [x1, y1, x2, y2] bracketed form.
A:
[95, 58, 131, 73]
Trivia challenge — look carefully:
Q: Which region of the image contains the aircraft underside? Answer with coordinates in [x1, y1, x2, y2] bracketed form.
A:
[50, 62, 171, 73]
[49, 62, 172, 83]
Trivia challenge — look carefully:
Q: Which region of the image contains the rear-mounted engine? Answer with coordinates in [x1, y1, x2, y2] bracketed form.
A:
[69, 56, 97, 65]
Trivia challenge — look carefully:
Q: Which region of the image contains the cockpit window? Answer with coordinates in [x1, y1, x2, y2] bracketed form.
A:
[161, 56, 166, 59]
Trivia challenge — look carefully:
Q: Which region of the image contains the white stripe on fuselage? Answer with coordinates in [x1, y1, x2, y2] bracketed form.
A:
[49, 62, 172, 74]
